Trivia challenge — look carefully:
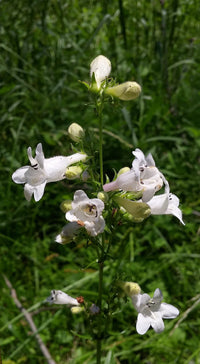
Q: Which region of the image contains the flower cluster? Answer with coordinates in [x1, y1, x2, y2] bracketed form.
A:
[11, 55, 184, 341]
[103, 148, 184, 224]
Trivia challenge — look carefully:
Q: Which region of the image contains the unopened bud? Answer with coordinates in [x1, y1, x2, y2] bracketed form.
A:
[65, 166, 83, 180]
[114, 197, 151, 221]
[106, 81, 141, 101]
[68, 123, 85, 142]
[118, 281, 141, 297]
[60, 200, 72, 213]
[97, 191, 108, 203]
[90, 55, 111, 89]
[71, 306, 85, 314]
[117, 167, 130, 177]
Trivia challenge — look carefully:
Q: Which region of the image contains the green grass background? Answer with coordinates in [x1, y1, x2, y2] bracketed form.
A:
[0, 0, 200, 363]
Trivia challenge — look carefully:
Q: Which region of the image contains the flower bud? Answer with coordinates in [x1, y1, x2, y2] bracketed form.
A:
[71, 306, 85, 314]
[97, 191, 108, 203]
[105, 81, 141, 101]
[60, 200, 72, 213]
[114, 196, 151, 221]
[90, 55, 111, 89]
[117, 167, 130, 177]
[65, 166, 83, 180]
[118, 281, 141, 297]
[68, 123, 85, 142]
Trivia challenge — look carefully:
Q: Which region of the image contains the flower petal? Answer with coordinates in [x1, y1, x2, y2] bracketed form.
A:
[147, 193, 169, 213]
[73, 190, 88, 205]
[12, 166, 29, 184]
[160, 303, 179, 319]
[153, 288, 163, 302]
[85, 216, 105, 236]
[24, 183, 34, 201]
[90, 55, 111, 89]
[145, 153, 155, 167]
[136, 313, 151, 335]
[151, 313, 165, 333]
[167, 194, 185, 225]
[35, 143, 44, 168]
[142, 186, 158, 203]
[33, 181, 47, 202]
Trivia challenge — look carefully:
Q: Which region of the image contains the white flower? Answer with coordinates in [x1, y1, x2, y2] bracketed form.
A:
[103, 149, 164, 202]
[147, 189, 185, 225]
[12, 143, 87, 202]
[55, 222, 81, 244]
[46, 290, 80, 306]
[132, 288, 179, 335]
[65, 190, 105, 237]
[90, 55, 111, 89]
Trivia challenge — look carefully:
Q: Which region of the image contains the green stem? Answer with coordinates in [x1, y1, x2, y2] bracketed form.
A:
[96, 235, 105, 364]
[96, 96, 104, 186]
[96, 94, 105, 364]
[99, 111, 104, 186]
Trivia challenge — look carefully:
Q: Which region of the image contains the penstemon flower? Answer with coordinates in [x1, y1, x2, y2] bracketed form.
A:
[132, 288, 179, 335]
[146, 188, 185, 225]
[65, 190, 105, 237]
[103, 149, 165, 202]
[46, 290, 80, 306]
[12, 143, 87, 202]
[90, 55, 111, 89]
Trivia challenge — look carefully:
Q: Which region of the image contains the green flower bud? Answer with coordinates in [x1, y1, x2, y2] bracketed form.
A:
[97, 191, 108, 203]
[65, 166, 83, 180]
[106, 81, 141, 101]
[60, 200, 72, 213]
[114, 196, 151, 221]
[71, 306, 85, 314]
[68, 123, 85, 142]
[117, 167, 130, 177]
[118, 281, 141, 297]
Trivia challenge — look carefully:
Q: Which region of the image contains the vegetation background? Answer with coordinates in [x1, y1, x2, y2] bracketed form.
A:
[0, 0, 200, 363]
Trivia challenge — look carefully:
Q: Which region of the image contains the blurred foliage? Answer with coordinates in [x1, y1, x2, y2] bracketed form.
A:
[0, 0, 200, 363]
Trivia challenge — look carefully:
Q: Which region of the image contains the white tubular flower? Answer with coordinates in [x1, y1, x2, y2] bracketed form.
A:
[132, 288, 179, 335]
[146, 190, 185, 225]
[12, 143, 87, 202]
[103, 148, 164, 202]
[55, 222, 81, 244]
[90, 55, 111, 89]
[65, 190, 105, 237]
[46, 290, 80, 306]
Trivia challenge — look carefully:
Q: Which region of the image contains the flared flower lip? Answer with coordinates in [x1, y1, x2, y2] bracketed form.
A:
[132, 289, 179, 335]
[65, 190, 105, 236]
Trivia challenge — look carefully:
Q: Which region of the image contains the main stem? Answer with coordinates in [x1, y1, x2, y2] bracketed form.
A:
[98, 105, 104, 186]
[96, 98, 104, 364]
